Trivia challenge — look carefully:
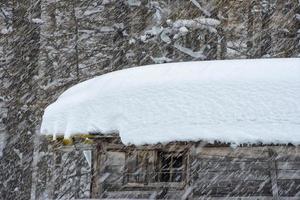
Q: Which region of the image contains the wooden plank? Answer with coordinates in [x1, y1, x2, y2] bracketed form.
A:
[102, 190, 156, 199]
[192, 197, 300, 200]
[193, 180, 272, 196]
[77, 197, 300, 200]
[277, 179, 300, 196]
[277, 169, 300, 179]
[277, 161, 300, 170]
[195, 170, 270, 181]
[194, 197, 274, 200]
[196, 146, 300, 160]
[270, 146, 300, 161]
[195, 147, 269, 159]
[194, 159, 270, 171]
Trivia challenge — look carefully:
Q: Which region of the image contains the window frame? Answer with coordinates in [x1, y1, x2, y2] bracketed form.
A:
[156, 150, 186, 183]
[123, 148, 187, 187]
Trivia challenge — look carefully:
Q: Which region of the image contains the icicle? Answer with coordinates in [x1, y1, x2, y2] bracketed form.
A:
[83, 150, 92, 167]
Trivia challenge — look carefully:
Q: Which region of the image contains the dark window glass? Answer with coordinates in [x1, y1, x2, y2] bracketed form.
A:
[158, 151, 184, 182]
[125, 150, 185, 184]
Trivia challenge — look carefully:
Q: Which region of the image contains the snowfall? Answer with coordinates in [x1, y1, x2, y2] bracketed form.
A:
[41, 58, 300, 145]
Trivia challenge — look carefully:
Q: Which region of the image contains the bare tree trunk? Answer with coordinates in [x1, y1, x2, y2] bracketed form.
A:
[0, 0, 40, 199]
[295, 0, 300, 56]
[247, 0, 254, 58]
[260, 0, 272, 57]
[204, 5, 218, 60]
[217, 0, 228, 59]
[71, 0, 80, 80]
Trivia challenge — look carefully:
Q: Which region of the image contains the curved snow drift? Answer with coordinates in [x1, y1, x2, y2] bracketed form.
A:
[41, 58, 300, 145]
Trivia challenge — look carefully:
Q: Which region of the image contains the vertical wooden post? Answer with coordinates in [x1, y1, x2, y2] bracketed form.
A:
[91, 144, 102, 198]
[183, 143, 197, 200]
[268, 148, 279, 200]
[46, 149, 55, 200]
[47, 148, 62, 199]
[74, 150, 81, 199]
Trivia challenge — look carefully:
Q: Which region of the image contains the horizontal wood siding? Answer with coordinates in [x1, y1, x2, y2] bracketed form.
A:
[277, 159, 300, 197]
[191, 146, 300, 198]
[92, 142, 300, 199]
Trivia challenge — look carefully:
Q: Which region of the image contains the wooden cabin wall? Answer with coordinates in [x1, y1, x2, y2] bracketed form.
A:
[44, 148, 92, 199]
[190, 146, 273, 197]
[94, 142, 300, 199]
[272, 146, 300, 197]
[190, 145, 300, 199]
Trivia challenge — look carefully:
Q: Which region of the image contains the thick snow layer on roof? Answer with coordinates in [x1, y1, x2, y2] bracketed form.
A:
[41, 58, 300, 145]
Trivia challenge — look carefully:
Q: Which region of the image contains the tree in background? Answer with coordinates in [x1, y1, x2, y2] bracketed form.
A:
[0, 0, 40, 199]
[0, 0, 299, 199]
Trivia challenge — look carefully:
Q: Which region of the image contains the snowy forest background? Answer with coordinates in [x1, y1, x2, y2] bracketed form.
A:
[0, 0, 299, 199]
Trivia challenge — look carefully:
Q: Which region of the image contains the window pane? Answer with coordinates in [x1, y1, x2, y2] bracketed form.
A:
[173, 155, 183, 168]
[160, 152, 171, 169]
[126, 150, 150, 183]
[160, 170, 170, 182]
[171, 170, 183, 182]
[171, 154, 183, 182]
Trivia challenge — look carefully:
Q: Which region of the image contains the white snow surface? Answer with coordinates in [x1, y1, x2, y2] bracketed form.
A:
[41, 58, 300, 145]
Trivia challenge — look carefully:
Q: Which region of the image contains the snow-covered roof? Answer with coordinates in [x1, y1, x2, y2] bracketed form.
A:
[41, 58, 300, 145]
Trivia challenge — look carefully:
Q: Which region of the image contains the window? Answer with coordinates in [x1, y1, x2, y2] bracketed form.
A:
[125, 150, 150, 184]
[124, 149, 186, 184]
[157, 151, 185, 182]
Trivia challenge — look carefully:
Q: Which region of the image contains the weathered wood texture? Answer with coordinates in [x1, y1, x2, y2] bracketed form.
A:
[90, 142, 300, 199]
[190, 146, 300, 199]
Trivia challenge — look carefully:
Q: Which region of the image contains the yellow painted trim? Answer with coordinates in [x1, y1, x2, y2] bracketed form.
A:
[63, 138, 73, 145]
[45, 134, 96, 146]
[46, 134, 92, 140]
